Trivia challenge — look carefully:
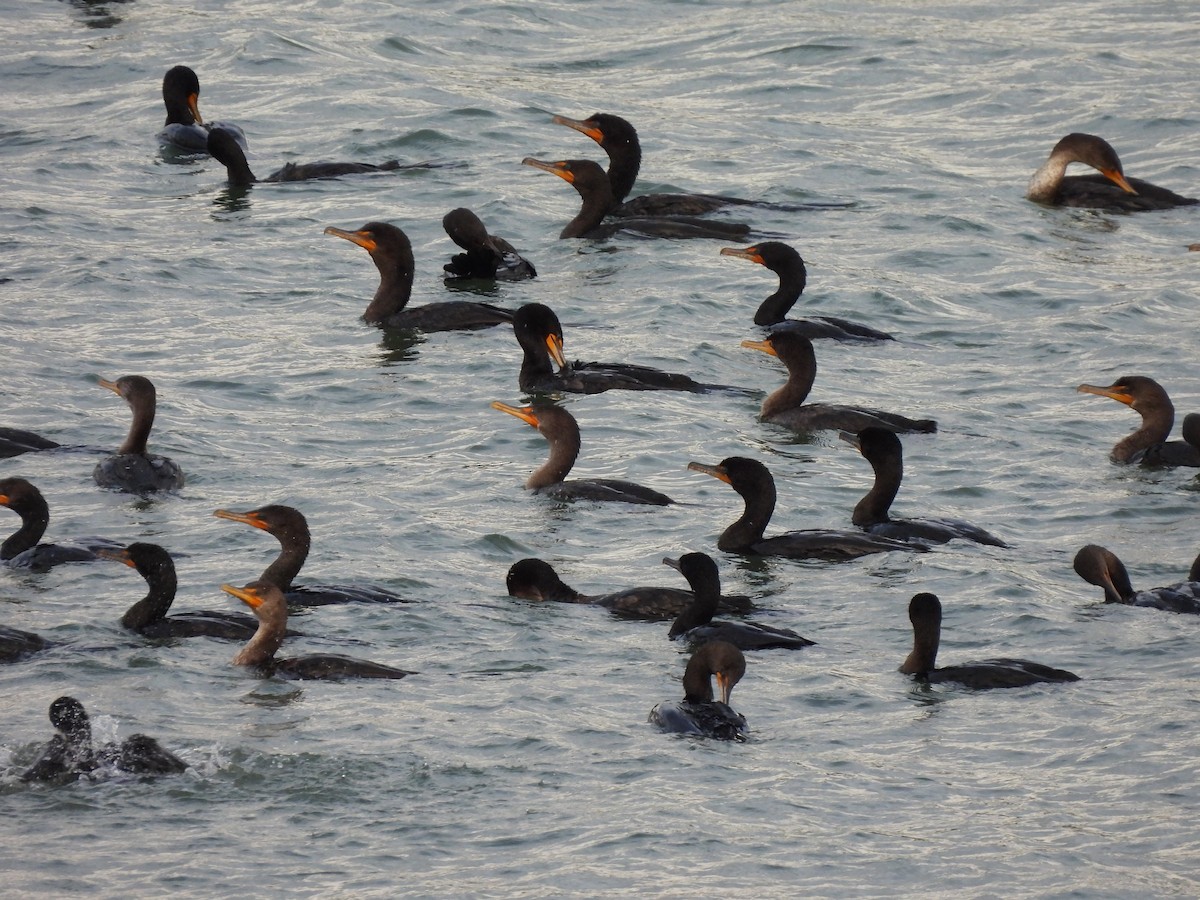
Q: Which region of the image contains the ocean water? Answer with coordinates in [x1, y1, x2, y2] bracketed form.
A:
[2, 0, 1199, 896]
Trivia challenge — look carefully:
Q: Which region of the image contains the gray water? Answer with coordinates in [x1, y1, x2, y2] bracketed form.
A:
[2, 0, 1199, 896]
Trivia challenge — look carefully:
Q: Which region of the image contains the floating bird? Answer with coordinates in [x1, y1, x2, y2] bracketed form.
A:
[1026, 133, 1197, 211]
[900, 592, 1080, 689]
[1, 625, 54, 664]
[1077, 376, 1200, 466]
[158, 64, 247, 154]
[93, 375, 184, 493]
[842, 428, 1008, 547]
[742, 332, 935, 434]
[1, 477, 111, 571]
[0, 426, 60, 459]
[649, 640, 748, 741]
[442, 208, 536, 280]
[1073, 544, 1200, 614]
[491, 400, 672, 505]
[687, 456, 921, 559]
[720, 242, 894, 342]
[325, 221, 514, 331]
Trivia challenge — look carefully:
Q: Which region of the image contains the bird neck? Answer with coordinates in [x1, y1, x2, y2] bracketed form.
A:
[718, 480, 776, 552]
[668, 584, 719, 638]
[363, 251, 415, 323]
[1026, 154, 1070, 203]
[900, 628, 938, 675]
[527, 426, 580, 490]
[232, 606, 287, 666]
[753, 262, 807, 326]
[760, 345, 816, 418]
[1113, 404, 1174, 463]
[121, 564, 178, 630]
[561, 181, 616, 239]
[118, 403, 155, 455]
[606, 149, 639, 205]
[262, 526, 309, 591]
[851, 451, 901, 527]
[1, 496, 49, 559]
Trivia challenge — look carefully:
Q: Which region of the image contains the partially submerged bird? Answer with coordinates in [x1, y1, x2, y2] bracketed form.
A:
[325, 221, 514, 332]
[93, 375, 185, 493]
[665, 553, 813, 650]
[0, 426, 61, 458]
[1, 625, 54, 664]
[1077, 376, 1200, 466]
[1073, 544, 1200, 614]
[687, 456, 921, 560]
[442, 208, 536, 280]
[1026, 133, 1197, 211]
[213, 504, 406, 606]
[900, 592, 1080, 689]
[222, 581, 413, 680]
[505, 557, 753, 620]
[21, 696, 188, 784]
[158, 64, 247, 154]
[491, 400, 673, 505]
[649, 640, 748, 741]
[522, 157, 752, 240]
[1, 477, 111, 571]
[742, 332, 936, 434]
[720, 242, 894, 342]
[842, 428, 1008, 547]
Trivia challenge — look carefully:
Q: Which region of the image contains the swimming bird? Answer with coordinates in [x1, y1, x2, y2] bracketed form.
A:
[521, 157, 752, 240]
[1073, 544, 1200, 614]
[1076, 376, 1200, 466]
[514, 303, 742, 395]
[649, 640, 748, 741]
[0, 426, 61, 458]
[842, 428, 1008, 547]
[1, 625, 54, 663]
[21, 695, 188, 784]
[900, 592, 1080, 689]
[742, 332, 936, 434]
[324, 221, 514, 331]
[505, 558, 753, 620]
[207, 127, 428, 187]
[1, 477, 110, 571]
[720, 242, 894, 342]
[687, 456, 922, 559]
[665, 552, 813, 650]
[222, 581, 414, 680]
[491, 400, 673, 505]
[213, 504, 406, 606]
[99, 542, 295, 639]
[93, 375, 185, 493]
[1026, 133, 1197, 211]
[442, 208, 536, 280]
[158, 64, 247, 154]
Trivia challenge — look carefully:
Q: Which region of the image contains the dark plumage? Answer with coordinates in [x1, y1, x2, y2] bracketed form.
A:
[491, 400, 672, 505]
[649, 640, 748, 741]
[1026, 133, 1197, 211]
[1073, 544, 1200, 614]
[158, 65, 247, 154]
[900, 593, 1080, 689]
[222, 581, 413, 680]
[1077, 376, 1200, 466]
[93, 375, 184, 493]
[213, 504, 406, 606]
[1, 625, 54, 664]
[687, 456, 922, 560]
[324, 221, 513, 332]
[521, 157, 752, 240]
[0, 426, 60, 458]
[720, 242, 894, 342]
[842, 428, 1008, 547]
[505, 557, 752, 620]
[442, 208, 536, 280]
[742, 332, 936, 434]
[665, 553, 813, 650]
[1, 477, 110, 571]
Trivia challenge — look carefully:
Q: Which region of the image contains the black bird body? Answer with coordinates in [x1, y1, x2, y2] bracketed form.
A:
[158, 65, 246, 154]
[1073, 544, 1200, 614]
[1, 625, 53, 663]
[207, 127, 420, 186]
[1, 477, 111, 571]
[1077, 376, 1200, 466]
[93, 375, 184, 494]
[442, 208, 536, 280]
[325, 221, 513, 332]
[649, 640, 748, 741]
[1027, 133, 1197, 211]
[0, 427, 61, 458]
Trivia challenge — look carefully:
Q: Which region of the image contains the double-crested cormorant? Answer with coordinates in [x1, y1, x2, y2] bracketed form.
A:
[207, 127, 431, 186]
[158, 65, 247, 154]
[505, 558, 752, 620]
[0, 426, 61, 458]
[1, 477, 109, 571]
[901, 593, 1080, 689]
[720, 243, 894, 342]
[665, 553, 813, 650]
[1073, 544, 1200, 614]
[99, 542, 295, 639]
[1077, 376, 1200, 466]
[1026, 133, 1198, 211]
[513, 303, 742, 395]
[522, 157, 753, 240]
[93, 375, 185, 493]
[687, 457, 921, 559]
[324, 221, 514, 331]
[742, 332, 936, 434]
[491, 400, 673, 505]
[649, 640, 748, 741]
[222, 581, 413, 680]
[1, 625, 53, 663]
[842, 428, 1008, 547]
[213, 504, 406, 606]
[442, 208, 536, 280]
[21, 696, 188, 784]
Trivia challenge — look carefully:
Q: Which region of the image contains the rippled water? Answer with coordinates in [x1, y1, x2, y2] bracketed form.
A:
[2, 0, 1199, 896]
